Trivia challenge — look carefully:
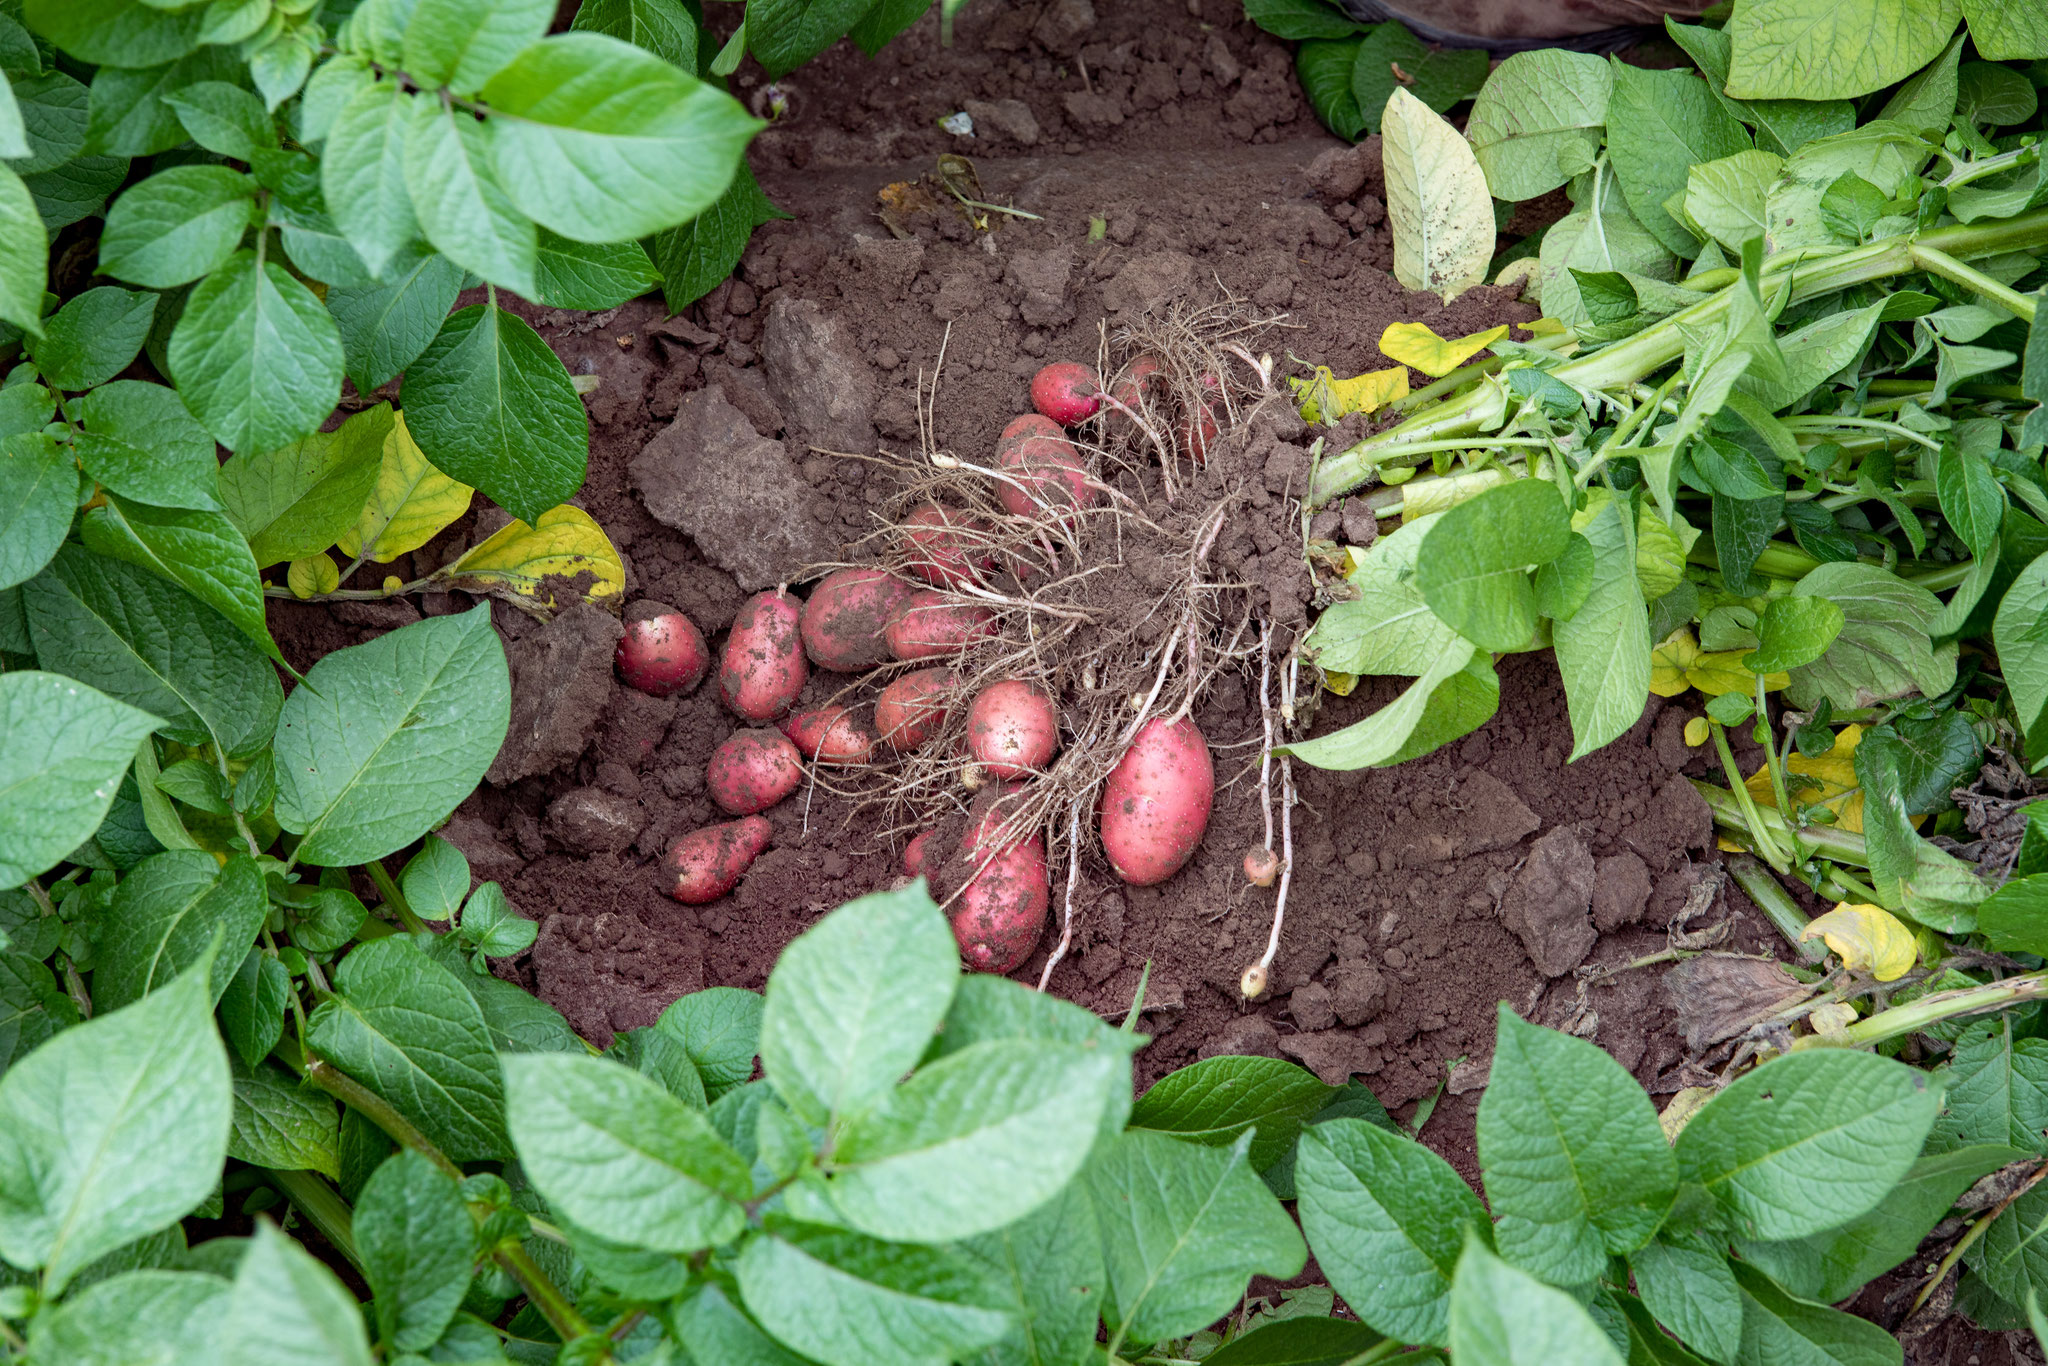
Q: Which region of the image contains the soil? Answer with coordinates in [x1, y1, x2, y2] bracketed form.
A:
[260, 0, 2023, 1356]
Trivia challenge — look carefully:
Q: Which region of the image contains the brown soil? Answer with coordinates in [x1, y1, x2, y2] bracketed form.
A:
[263, 0, 2012, 1355]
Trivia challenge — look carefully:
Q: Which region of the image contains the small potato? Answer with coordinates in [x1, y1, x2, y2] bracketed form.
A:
[719, 590, 807, 721]
[874, 667, 956, 751]
[707, 728, 804, 815]
[616, 600, 709, 697]
[952, 790, 1048, 974]
[779, 705, 876, 764]
[1178, 400, 1220, 463]
[1101, 717, 1213, 886]
[801, 568, 915, 673]
[902, 829, 934, 876]
[900, 503, 989, 589]
[995, 415, 1098, 519]
[665, 816, 771, 904]
[886, 591, 994, 662]
[966, 679, 1059, 779]
[1030, 361, 1102, 426]
[1244, 846, 1279, 887]
[1105, 354, 1165, 438]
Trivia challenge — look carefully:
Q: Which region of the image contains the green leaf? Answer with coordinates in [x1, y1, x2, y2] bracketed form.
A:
[247, 32, 314, 111]
[163, 81, 271, 160]
[672, 1280, 816, 1366]
[1734, 297, 1885, 411]
[1303, 513, 1463, 678]
[0, 952, 227, 1293]
[96, 850, 264, 1010]
[273, 605, 510, 865]
[828, 1039, 1117, 1242]
[6, 69, 86, 175]
[1465, 49, 1612, 201]
[745, 0, 880, 77]
[1478, 1007, 1674, 1284]
[1295, 37, 1364, 141]
[0, 166, 44, 334]
[166, 247, 342, 454]
[403, 98, 536, 295]
[220, 401, 391, 567]
[1282, 637, 1498, 769]
[533, 230, 658, 310]
[0, 431, 76, 591]
[738, 1221, 1013, 1366]
[1968, 1174, 2048, 1310]
[570, 0, 698, 68]
[0, 950, 62, 1074]
[80, 494, 277, 661]
[1539, 195, 1678, 329]
[21, 0, 202, 69]
[229, 1057, 340, 1178]
[1350, 24, 1486, 135]
[1683, 149, 1782, 255]
[1744, 594, 1846, 674]
[956, 1181, 1104, 1366]
[1962, 0, 2048, 59]
[2000, 553, 2048, 767]
[606, 1022, 706, 1106]
[1605, 61, 1751, 258]
[355, 1149, 471, 1349]
[401, 834, 470, 922]
[319, 79, 418, 279]
[654, 986, 764, 1101]
[30, 1268, 229, 1366]
[327, 240, 464, 395]
[220, 1221, 374, 1366]
[1933, 1017, 2048, 1153]
[1552, 493, 1651, 761]
[1628, 1241, 1740, 1365]
[1876, 32, 1964, 137]
[1417, 478, 1571, 651]
[1675, 1050, 1942, 1241]
[1448, 1237, 1625, 1366]
[1727, 0, 1962, 101]
[1787, 562, 1956, 713]
[1296, 1118, 1481, 1347]
[83, 50, 241, 158]
[502, 1051, 750, 1251]
[398, 303, 586, 524]
[1242, 0, 1362, 39]
[1727, 1260, 1902, 1366]
[98, 166, 256, 289]
[0, 671, 160, 888]
[1860, 711, 1981, 816]
[758, 883, 959, 1127]
[1129, 1055, 1335, 1171]
[1857, 735, 1988, 932]
[419, 932, 583, 1055]
[219, 948, 292, 1070]
[0, 73, 27, 165]
[1206, 1317, 1385, 1366]
[481, 33, 755, 243]
[73, 380, 224, 513]
[650, 160, 786, 313]
[30, 284, 155, 389]
[403, 0, 549, 93]
[1938, 444, 2005, 559]
[456, 881, 533, 960]
[308, 936, 504, 1160]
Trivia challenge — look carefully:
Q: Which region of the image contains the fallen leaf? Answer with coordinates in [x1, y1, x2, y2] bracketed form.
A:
[1380, 86, 1494, 302]
[445, 505, 626, 610]
[1379, 321, 1509, 377]
[1291, 364, 1409, 424]
[1801, 902, 1916, 981]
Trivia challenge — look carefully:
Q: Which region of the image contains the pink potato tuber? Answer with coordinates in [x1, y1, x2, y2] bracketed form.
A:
[886, 591, 994, 662]
[874, 667, 955, 751]
[1178, 400, 1220, 463]
[902, 829, 934, 876]
[950, 790, 1048, 974]
[1030, 361, 1102, 426]
[900, 503, 989, 589]
[665, 816, 772, 904]
[779, 705, 876, 764]
[1244, 846, 1279, 887]
[994, 415, 1099, 519]
[1101, 717, 1213, 885]
[801, 568, 916, 673]
[707, 728, 804, 815]
[719, 589, 807, 721]
[615, 600, 709, 697]
[965, 679, 1059, 779]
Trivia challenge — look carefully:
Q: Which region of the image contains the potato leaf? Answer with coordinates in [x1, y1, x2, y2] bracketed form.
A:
[1380, 87, 1493, 303]
[442, 504, 625, 609]
[1799, 902, 1917, 980]
[1380, 322, 1507, 378]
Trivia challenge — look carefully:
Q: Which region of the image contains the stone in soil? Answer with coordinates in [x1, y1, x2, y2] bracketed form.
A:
[1499, 827, 1598, 977]
[488, 602, 622, 785]
[547, 787, 645, 855]
[1591, 851, 1653, 933]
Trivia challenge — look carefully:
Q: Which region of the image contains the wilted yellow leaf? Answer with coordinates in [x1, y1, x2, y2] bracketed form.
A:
[337, 412, 474, 564]
[1745, 724, 1865, 833]
[287, 554, 339, 599]
[1379, 322, 1509, 377]
[1323, 670, 1358, 697]
[1800, 902, 1916, 981]
[1292, 365, 1409, 424]
[445, 506, 625, 608]
[1635, 504, 1691, 601]
[1381, 87, 1494, 302]
[1525, 317, 1569, 336]
[1649, 628, 1790, 698]
[1807, 1001, 1859, 1034]
[1683, 716, 1709, 746]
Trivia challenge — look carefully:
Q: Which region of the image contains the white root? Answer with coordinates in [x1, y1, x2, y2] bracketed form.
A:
[1243, 648, 1297, 999]
[1037, 806, 1083, 992]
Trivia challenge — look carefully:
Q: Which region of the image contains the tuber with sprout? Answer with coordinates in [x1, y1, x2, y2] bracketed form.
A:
[707, 728, 804, 815]
[1030, 361, 1102, 426]
[886, 591, 994, 661]
[665, 817, 771, 904]
[779, 704, 875, 764]
[801, 567, 916, 673]
[1101, 717, 1213, 885]
[616, 600, 708, 698]
[950, 787, 1049, 975]
[899, 503, 989, 588]
[719, 589, 807, 721]
[875, 667, 956, 751]
[966, 680, 1060, 779]
[994, 414, 1098, 518]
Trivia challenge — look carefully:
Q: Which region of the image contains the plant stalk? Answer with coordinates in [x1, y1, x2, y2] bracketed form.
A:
[1793, 970, 2048, 1051]
[304, 1057, 464, 1181]
[367, 860, 428, 934]
[1909, 244, 2040, 322]
[1725, 854, 1826, 962]
[1691, 779, 1870, 867]
[270, 1169, 362, 1272]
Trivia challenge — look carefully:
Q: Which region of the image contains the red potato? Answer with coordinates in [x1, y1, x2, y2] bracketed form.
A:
[1178, 400, 1220, 463]
[886, 592, 994, 661]
[1105, 354, 1165, 437]
[966, 680, 1059, 779]
[875, 667, 956, 751]
[719, 590, 807, 721]
[902, 829, 934, 876]
[665, 817, 772, 904]
[707, 728, 804, 815]
[951, 790, 1048, 974]
[1030, 361, 1102, 426]
[779, 705, 876, 764]
[801, 568, 915, 673]
[900, 503, 989, 589]
[1101, 717, 1214, 886]
[1244, 846, 1279, 887]
[616, 600, 709, 697]
[994, 415, 1098, 519]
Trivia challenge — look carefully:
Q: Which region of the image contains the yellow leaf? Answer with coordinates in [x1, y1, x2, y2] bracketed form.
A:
[1323, 670, 1358, 697]
[1635, 503, 1690, 601]
[1291, 365, 1409, 424]
[1525, 317, 1569, 337]
[1807, 1001, 1858, 1034]
[1800, 902, 1917, 981]
[287, 554, 339, 599]
[382, 575, 404, 592]
[1683, 716, 1709, 746]
[1745, 724, 1866, 833]
[1379, 322, 1509, 377]
[1650, 629, 1701, 697]
[1380, 87, 1494, 303]
[1649, 628, 1790, 698]
[445, 506, 625, 608]
[337, 412, 474, 564]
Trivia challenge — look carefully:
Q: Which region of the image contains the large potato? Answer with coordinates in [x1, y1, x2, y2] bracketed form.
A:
[801, 568, 915, 673]
[1100, 717, 1212, 885]
[707, 728, 804, 815]
[874, 667, 956, 751]
[994, 415, 1097, 519]
[886, 591, 994, 662]
[718, 590, 807, 721]
[665, 817, 771, 904]
[779, 704, 876, 764]
[966, 680, 1059, 779]
[951, 790, 1048, 974]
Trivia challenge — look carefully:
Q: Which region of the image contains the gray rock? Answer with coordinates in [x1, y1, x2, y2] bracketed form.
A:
[1289, 981, 1337, 1031]
[630, 386, 840, 591]
[1061, 90, 1123, 128]
[963, 97, 1042, 145]
[546, 787, 645, 855]
[1031, 0, 1095, 53]
[1305, 143, 1370, 202]
[761, 296, 877, 454]
[488, 602, 622, 785]
[1591, 851, 1653, 932]
[1499, 827, 1598, 976]
[1326, 957, 1387, 1026]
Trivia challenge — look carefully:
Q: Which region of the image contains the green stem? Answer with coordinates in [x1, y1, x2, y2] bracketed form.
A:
[495, 1241, 593, 1344]
[1711, 722, 1791, 873]
[367, 860, 428, 934]
[1725, 854, 1825, 962]
[1909, 244, 2039, 321]
[271, 1170, 362, 1272]
[1792, 970, 2048, 1050]
[305, 1057, 464, 1181]
[1691, 779, 1871, 868]
[1864, 378, 2026, 400]
[1825, 867, 1884, 905]
[1781, 415, 1943, 450]
[1338, 1341, 1409, 1366]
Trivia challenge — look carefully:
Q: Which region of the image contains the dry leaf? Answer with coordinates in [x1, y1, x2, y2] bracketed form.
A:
[1649, 628, 1790, 698]
[1290, 364, 1409, 424]
[1380, 87, 1494, 303]
[445, 506, 626, 611]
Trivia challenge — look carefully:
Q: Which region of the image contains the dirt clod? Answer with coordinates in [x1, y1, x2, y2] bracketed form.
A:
[1499, 827, 1598, 977]
[1591, 851, 1653, 933]
[489, 603, 623, 785]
